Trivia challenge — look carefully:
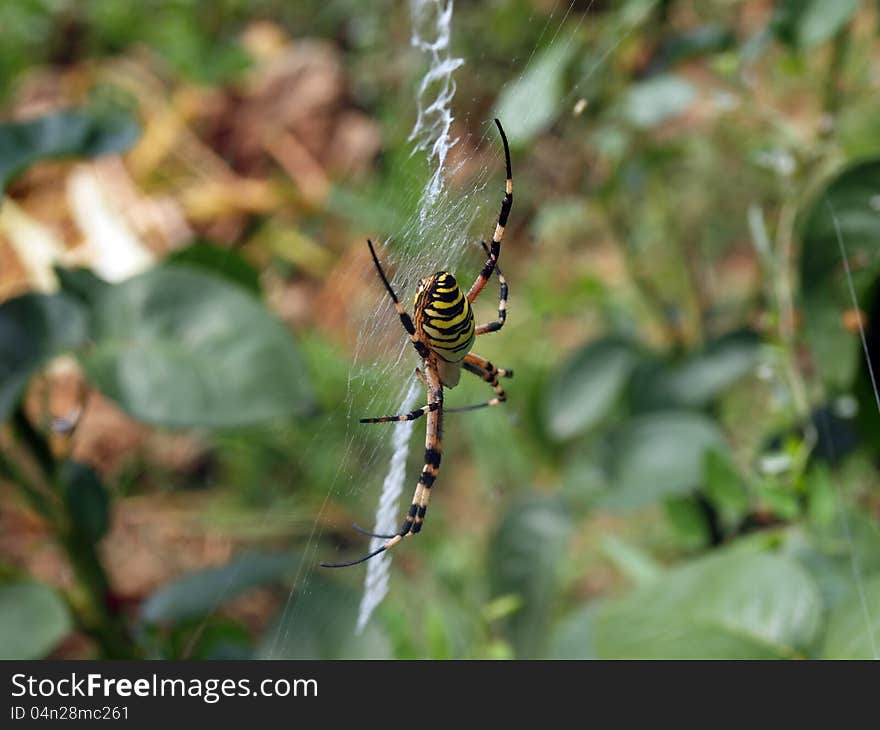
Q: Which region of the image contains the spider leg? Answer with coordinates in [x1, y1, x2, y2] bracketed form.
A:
[467, 119, 512, 305]
[321, 361, 444, 568]
[320, 544, 389, 568]
[445, 356, 510, 413]
[474, 240, 509, 336]
[367, 239, 430, 359]
[352, 523, 397, 539]
[360, 401, 439, 423]
[409, 362, 443, 537]
[465, 352, 513, 379]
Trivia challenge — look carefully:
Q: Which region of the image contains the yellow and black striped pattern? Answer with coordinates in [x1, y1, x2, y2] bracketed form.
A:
[413, 272, 475, 363]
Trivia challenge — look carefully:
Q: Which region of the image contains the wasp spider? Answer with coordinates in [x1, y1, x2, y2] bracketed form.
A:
[321, 119, 513, 568]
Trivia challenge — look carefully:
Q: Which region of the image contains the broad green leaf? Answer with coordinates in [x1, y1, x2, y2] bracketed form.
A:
[164, 242, 261, 295]
[141, 552, 300, 625]
[797, 0, 859, 47]
[488, 497, 571, 658]
[772, 0, 859, 49]
[621, 74, 696, 129]
[755, 481, 800, 521]
[594, 548, 822, 658]
[258, 575, 391, 659]
[813, 508, 880, 562]
[798, 159, 880, 388]
[802, 509, 880, 608]
[547, 605, 596, 659]
[493, 42, 576, 146]
[54, 266, 110, 307]
[82, 266, 313, 428]
[602, 411, 726, 509]
[0, 582, 72, 659]
[663, 495, 711, 549]
[823, 575, 880, 659]
[808, 294, 865, 390]
[61, 461, 110, 544]
[0, 108, 140, 193]
[630, 331, 761, 411]
[544, 337, 640, 439]
[703, 449, 750, 527]
[806, 465, 836, 527]
[0, 292, 88, 421]
[795, 547, 856, 611]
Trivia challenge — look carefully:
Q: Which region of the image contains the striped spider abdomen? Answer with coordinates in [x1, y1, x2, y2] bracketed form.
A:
[413, 272, 475, 387]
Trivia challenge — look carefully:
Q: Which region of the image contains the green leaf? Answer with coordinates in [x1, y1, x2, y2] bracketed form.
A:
[801, 509, 880, 608]
[803, 293, 858, 389]
[756, 480, 801, 521]
[823, 575, 880, 659]
[164, 242, 261, 295]
[772, 0, 859, 49]
[81, 266, 314, 428]
[544, 337, 640, 439]
[0, 108, 141, 193]
[0, 292, 89, 421]
[0, 582, 72, 659]
[258, 575, 391, 659]
[141, 552, 300, 625]
[806, 465, 836, 527]
[61, 461, 110, 544]
[630, 330, 762, 411]
[493, 42, 576, 146]
[488, 496, 571, 658]
[170, 618, 253, 660]
[840, 511, 880, 571]
[602, 411, 726, 509]
[664, 495, 711, 549]
[703, 449, 750, 527]
[621, 74, 696, 129]
[594, 547, 822, 658]
[798, 158, 880, 388]
[547, 606, 596, 659]
[651, 25, 735, 70]
[54, 266, 111, 307]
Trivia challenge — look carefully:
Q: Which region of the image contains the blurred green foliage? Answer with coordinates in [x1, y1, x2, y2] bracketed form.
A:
[2, 0, 880, 660]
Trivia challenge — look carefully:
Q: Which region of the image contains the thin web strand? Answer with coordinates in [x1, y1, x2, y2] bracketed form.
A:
[828, 200, 879, 660]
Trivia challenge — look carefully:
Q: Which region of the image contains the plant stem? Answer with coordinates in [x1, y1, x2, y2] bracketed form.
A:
[823, 23, 851, 126]
[12, 406, 56, 483]
[62, 534, 136, 658]
[4, 407, 137, 658]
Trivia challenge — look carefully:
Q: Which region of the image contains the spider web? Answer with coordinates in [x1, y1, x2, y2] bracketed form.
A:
[266, 0, 879, 660]
[267, 0, 497, 656]
[265, 0, 660, 657]
[354, 0, 476, 634]
[349, 0, 625, 634]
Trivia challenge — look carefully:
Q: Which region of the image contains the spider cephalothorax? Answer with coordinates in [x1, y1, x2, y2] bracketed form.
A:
[322, 119, 513, 568]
